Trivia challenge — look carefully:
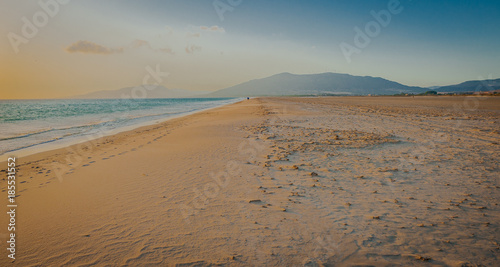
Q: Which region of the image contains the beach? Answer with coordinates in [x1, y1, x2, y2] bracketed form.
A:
[1, 96, 499, 266]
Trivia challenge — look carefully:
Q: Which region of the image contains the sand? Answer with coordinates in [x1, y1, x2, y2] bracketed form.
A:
[1, 96, 499, 266]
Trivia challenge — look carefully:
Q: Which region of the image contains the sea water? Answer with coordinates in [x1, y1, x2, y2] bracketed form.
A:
[0, 98, 240, 157]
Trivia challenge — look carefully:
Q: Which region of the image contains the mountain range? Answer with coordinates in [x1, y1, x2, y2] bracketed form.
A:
[72, 73, 500, 99]
[429, 78, 500, 93]
[207, 72, 424, 97]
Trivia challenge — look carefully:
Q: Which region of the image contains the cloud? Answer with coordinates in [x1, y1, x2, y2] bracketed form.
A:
[129, 39, 176, 54]
[186, 32, 201, 38]
[200, 25, 225, 33]
[185, 44, 202, 54]
[159, 47, 174, 54]
[131, 39, 152, 49]
[66, 39, 176, 55]
[130, 39, 176, 54]
[165, 25, 174, 34]
[65, 40, 123, 55]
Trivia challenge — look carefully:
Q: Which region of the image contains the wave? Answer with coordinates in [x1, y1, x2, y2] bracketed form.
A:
[0, 119, 117, 142]
[0, 97, 241, 155]
[0, 136, 64, 154]
[0, 128, 55, 141]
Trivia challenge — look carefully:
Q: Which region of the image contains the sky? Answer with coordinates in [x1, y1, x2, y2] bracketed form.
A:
[1, 0, 499, 99]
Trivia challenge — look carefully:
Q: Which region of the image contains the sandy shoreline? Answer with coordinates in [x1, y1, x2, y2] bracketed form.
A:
[1, 96, 499, 266]
[0, 98, 243, 163]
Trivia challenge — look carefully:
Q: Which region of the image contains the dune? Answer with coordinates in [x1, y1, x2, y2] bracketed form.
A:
[1, 96, 499, 266]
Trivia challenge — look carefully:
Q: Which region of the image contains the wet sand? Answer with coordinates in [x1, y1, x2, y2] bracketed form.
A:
[1, 96, 499, 266]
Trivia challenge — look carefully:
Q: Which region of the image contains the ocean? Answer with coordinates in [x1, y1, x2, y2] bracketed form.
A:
[0, 98, 241, 158]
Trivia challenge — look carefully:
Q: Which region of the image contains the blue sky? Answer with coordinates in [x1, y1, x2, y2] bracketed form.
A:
[1, 0, 499, 98]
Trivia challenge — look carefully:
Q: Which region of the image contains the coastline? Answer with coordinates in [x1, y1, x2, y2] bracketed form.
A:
[0, 98, 243, 163]
[1, 96, 499, 266]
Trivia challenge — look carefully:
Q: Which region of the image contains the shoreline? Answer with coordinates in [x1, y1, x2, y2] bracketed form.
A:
[2, 95, 497, 163]
[1, 96, 498, 266]
[0, 98, 243, 163]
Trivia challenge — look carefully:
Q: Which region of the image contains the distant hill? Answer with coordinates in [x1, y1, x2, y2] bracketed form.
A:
[434, 79, 500, 93]
[70, 74, 500, 99]
[206, 72, 426, 97]
[72, 86, 206, 99]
